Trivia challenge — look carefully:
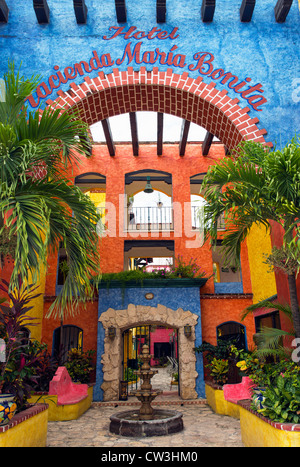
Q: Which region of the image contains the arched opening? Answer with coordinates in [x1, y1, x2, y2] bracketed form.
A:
[125, 169, 173, 234]
[52, 324, 83, 363]
[49, 68, 271, 153]
[97, 303, 200, 401]
[217, 321, 247, 350]
[122, 324, 179, 398]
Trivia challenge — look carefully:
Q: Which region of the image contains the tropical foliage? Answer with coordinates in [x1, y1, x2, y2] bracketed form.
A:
[0, 279, 38, 407]
[0, 62, 101, 318]
[242, 298, 295, 359]
[201, 138, 300, 338]
[64, 348, 95, 384]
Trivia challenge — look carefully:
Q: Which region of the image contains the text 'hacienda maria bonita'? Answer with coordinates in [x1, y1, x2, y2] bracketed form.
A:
[26, 26, 267, 112]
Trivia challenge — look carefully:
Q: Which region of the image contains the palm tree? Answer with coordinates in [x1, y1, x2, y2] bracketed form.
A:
[0, 62, 101, 319]
[242, 298, 295, 359]
[201, 138, 300, 338]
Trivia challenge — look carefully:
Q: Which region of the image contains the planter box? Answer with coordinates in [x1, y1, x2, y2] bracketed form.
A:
[205, 382, 300, 447]
[28, 385, 93, 421]
[0, 404, 48, 447]
[29, 384, 94, 421]
[238, 401, 300, 448]
[98, 277, 207, 289]
[205, 382, 240, 419]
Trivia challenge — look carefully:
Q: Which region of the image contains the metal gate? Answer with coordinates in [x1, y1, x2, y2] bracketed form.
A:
[122, 325, 178, 398]
[122, 325, 150, 392]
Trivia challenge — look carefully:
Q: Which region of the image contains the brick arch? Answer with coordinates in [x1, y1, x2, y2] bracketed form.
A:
[45, 67, 271, 151]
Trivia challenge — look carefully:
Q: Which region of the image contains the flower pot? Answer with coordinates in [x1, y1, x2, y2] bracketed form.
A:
[252, 387, 266, 411]
[0, 394, 17, 426]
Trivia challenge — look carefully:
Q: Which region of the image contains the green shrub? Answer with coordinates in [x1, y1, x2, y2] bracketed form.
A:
[65, 348, 95, 384]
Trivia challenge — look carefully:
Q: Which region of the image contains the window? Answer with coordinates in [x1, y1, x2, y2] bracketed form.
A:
[52, 325, 83, 363]
[255, 311, 281, 333]
[217, 321, 246, 350]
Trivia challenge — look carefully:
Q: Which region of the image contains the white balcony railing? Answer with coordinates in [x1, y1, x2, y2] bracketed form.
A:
[191, 206, 225, 231]
[126, 206, 174, 231]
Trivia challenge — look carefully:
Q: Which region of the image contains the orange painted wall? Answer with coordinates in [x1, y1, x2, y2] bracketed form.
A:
[41, 142, 256, 349]
[200, 296, 256, 348]
[42, 300, 99, 355]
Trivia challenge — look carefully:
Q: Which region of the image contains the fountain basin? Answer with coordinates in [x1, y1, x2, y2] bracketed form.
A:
[109, 409, 184, 437]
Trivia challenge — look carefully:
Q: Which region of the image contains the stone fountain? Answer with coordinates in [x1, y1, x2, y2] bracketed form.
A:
[109, 344, 184, 437]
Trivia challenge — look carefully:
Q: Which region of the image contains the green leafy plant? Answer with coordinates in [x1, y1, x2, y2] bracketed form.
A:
[124, 367, 138, 383]
[0, 61, 102, 321]
[256, 367, 300, 424]
[100, 258, 209, 289]
[201, 137, 300, 339]
[170, 255, 207, 278]
[206, 358, 229, 385]
[0, 278, 40, 409]
[64, 348, 95, 384]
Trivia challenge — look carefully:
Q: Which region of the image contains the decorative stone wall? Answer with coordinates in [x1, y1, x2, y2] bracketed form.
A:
[99, 303, 199, 401]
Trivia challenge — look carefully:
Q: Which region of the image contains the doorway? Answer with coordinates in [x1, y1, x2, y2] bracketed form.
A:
[122, 325, 179, 396]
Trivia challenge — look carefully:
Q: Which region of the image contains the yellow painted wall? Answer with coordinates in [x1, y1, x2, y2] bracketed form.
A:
[205, 384, 240, 419]
[27, 267, 46, 342]
[0, 408, 48, 447]
[240, 406, 300, 447]
[246, 224, 277, 304]
[28, 386, 93, 421]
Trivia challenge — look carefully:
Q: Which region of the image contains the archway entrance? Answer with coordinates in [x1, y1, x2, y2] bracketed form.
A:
[97, 300, 201, 401]
[46, 68, 271, 152]
[122, 325, 179, 397]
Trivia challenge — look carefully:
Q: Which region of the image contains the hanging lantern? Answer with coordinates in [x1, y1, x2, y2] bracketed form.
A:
[108, 326, 116, 338]
[144, 176, 153, 193]
[184, 324, 192, 338]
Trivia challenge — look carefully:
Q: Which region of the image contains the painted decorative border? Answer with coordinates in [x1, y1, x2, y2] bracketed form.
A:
[238, 400, 300, 433]
[0, 403, 48, 434]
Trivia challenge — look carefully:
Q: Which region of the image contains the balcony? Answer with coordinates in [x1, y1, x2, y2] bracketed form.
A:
[126, 206, 174, 232]
[191, 206, 225, 231]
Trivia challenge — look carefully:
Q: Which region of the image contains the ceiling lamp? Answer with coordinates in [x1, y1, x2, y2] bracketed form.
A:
[144, 176, 153, 194]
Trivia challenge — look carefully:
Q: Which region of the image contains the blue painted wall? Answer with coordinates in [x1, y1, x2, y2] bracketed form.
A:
[0, 0, 299, 146]
[95, 286, 205, 401]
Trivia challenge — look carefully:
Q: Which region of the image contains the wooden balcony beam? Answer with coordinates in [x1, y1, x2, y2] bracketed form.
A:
[157, 0, 166, 23]
[202, 131, 214, 156]
[33, 0, 50, 24]
[274, 0, 293, 23]
[240, 0, 256, 22]
[73, 0, 88, 24]
[101, 119, 115, 157]
[157, 112, 164, 156]
[129, 112, 139, 156]
[0, 0, 9, 23]
[201, 0, 216, 22]
[115, 0, 127, 23]
[179, 120, 191, 157]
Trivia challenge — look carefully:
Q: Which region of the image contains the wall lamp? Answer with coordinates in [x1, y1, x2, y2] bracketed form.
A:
[184, 324, 192, 338]
[108, 326, 116, 338]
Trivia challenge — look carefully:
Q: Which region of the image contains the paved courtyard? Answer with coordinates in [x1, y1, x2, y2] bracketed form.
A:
[46, 401, 243, 448]
[47, 368, 244, 447]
